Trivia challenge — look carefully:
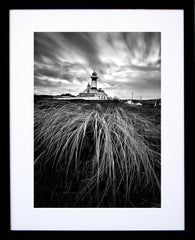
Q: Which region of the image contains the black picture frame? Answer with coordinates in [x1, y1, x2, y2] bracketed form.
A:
[3, 0, 194, 239]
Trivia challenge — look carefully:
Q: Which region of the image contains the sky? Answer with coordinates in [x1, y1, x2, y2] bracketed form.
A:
[34, 32, 161, 99]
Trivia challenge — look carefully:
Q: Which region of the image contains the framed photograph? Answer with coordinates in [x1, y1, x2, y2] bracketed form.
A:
[7, 0, 192, 235]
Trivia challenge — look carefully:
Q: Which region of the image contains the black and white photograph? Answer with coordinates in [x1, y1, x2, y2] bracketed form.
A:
[34, 32, 161, 208]
[9, 6, 186, 230]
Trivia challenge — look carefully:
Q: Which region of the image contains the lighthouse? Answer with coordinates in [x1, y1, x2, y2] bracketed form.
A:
[78, 71, 108, 100]
[91, 70, 98, 89]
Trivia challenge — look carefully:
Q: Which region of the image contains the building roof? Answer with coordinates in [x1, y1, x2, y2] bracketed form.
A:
[81, 87, 107, 96]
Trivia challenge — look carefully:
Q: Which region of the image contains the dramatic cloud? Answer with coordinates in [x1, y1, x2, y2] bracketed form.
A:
[34, 32, 161, 99]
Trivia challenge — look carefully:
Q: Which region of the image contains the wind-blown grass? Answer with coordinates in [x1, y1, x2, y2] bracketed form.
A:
[34, 101, 160, 207]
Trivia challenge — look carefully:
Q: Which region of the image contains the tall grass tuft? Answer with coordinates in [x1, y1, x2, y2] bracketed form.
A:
[34, 102, 160, 207]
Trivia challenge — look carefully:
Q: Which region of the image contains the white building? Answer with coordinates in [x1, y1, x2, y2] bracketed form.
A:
[78, 71, 108, 100]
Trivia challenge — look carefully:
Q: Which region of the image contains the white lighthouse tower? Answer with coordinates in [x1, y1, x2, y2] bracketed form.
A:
[78, 70, 108, 100]
[91, 70, 98, 89]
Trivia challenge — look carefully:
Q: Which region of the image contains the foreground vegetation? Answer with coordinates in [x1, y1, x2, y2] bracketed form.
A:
[34, 99, 161, 207]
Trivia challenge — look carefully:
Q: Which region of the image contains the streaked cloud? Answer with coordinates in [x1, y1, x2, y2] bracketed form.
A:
[34, 32, 161, 99]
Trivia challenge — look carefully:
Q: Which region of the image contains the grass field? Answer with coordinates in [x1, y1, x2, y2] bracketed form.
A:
[34, 98, 161, 207]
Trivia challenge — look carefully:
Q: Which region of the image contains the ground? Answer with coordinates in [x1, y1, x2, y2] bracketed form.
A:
[34, 97, 161, 208]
